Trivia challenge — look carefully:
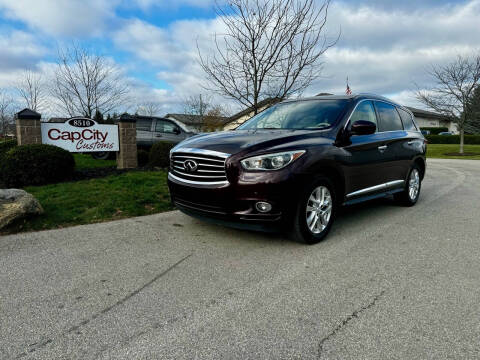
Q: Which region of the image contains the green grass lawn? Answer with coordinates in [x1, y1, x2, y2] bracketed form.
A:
[2, 170, 174, 234]
[427, 144, 480, 160]
[73, 153, 116, 170]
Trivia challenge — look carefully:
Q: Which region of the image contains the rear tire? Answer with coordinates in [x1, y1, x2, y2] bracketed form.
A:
[394, 164, 421, 206]
[290, 176, 337, 244]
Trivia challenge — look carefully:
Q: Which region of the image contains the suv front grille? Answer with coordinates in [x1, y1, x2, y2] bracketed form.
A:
[169, 148, 229, 185]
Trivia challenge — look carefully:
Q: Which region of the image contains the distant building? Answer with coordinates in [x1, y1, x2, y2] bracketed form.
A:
[406, 107, 456, 133]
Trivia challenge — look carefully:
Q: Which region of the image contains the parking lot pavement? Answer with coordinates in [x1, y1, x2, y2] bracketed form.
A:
[1, 158, 480, 359]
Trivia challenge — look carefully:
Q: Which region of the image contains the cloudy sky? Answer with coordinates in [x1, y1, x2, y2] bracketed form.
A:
[0, 0, 478, 116]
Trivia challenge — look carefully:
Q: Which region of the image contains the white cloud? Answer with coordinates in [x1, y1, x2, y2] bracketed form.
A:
[113, 17, 229, 111]
[0, 0, 119, 36]
[0, 31, 46, 72]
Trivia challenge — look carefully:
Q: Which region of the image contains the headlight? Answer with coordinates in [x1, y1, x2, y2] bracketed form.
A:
[240, 150, 306, 171]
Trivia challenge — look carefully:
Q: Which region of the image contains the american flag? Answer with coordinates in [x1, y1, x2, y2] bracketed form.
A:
[346, 77, 352, 95]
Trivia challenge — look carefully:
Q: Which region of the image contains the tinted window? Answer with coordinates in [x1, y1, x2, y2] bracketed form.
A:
[349, 101, 377, 131]
[237, 100, 348, 130]
[156, 120, 178, 134]
[375, 102, 403, 131]
[397, 107, 417, 131]
[136, 119, 152, 131]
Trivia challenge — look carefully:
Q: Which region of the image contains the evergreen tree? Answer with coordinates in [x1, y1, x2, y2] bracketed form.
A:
[94, 109, 104, 123]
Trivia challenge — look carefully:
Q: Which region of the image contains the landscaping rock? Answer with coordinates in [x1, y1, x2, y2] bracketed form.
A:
[0, 189, 44, 230]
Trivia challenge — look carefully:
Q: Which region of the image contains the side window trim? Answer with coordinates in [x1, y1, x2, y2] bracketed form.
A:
[343, 98, 412, 133]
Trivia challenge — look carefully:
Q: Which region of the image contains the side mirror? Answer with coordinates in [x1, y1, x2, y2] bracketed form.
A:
[173, 127, 181, 135]
[350, 120, 376, 136]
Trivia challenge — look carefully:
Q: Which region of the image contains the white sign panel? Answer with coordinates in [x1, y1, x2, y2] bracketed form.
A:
[41, 118, 119, 152]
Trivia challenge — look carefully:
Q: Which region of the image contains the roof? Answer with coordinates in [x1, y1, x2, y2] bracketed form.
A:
[406, 107, 452, 121]
[165, 114, 229, 126]
[15, 108, 41, 120]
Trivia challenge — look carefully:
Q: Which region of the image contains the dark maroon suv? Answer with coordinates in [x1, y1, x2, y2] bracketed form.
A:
[168, 94, 426, 244]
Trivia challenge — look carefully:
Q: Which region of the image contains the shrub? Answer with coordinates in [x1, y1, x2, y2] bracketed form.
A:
[0, 144, 75, 187]
[425, 135, 480, 144]
[420, 127, 448, 135]
[137, 149, 149, 167]
[0, 139, 17, 159]
[149, 142, 175, 168]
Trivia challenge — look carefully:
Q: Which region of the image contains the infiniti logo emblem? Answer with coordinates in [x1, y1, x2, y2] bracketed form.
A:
[183, 159, 198, 172]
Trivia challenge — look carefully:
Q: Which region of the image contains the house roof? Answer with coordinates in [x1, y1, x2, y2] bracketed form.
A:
[406, 107, 452, 121]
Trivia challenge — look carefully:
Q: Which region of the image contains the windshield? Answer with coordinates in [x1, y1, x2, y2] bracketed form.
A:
[237, 99, 349, 130]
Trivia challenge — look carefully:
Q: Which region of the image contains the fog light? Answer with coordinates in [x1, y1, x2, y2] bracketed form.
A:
[255, 201, 272, 213]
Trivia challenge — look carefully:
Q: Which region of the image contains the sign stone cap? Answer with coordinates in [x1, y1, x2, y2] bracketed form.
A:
[15, 108, 41, 120]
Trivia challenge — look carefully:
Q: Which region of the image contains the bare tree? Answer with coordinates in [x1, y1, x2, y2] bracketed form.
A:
[136, 101, 163, 116]
[198, 0, 336, 115]
[51, 44, 129, 118]
[183, 94, 212, 118]
[182, 94, 231, 131]
[15, 70, 46, 112]
[0, 90, 15, 139]
[416, 54, 480, 153]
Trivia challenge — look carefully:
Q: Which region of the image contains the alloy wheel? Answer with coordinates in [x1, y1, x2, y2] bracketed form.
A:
[305, 186, 332, 234]
[408, 168, 420, 200]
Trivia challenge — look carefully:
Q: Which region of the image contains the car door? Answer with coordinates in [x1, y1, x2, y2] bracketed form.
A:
[153, 118, 184, 144]
[136, 118, 153, 146]
[340, 100, 391, 197]
[373, 101, 407, 185]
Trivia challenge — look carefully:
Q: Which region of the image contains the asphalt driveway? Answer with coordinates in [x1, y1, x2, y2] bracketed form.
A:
[1, 158, 479, 359]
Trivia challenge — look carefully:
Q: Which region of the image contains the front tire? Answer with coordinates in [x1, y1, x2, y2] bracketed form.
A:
[394, 165, 421, 206]
[290, 177, 337, 244]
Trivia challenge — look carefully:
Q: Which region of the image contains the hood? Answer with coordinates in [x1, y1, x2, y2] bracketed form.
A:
[172, 129, 332, 155]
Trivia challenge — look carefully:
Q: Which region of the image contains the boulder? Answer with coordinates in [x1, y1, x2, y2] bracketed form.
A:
[0, 189, 44, 230]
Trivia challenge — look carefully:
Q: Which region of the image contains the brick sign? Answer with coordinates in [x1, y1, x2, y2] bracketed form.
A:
[41, 118, 119, 152]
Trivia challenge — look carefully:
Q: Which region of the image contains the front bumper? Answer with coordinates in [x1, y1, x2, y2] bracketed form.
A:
[168, 170, 299, 231]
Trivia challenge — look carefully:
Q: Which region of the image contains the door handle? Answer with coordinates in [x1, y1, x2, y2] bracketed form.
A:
[407, 140, 414, 145]
[155, 134, 162, 137]
[378, 145, 387, 152]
